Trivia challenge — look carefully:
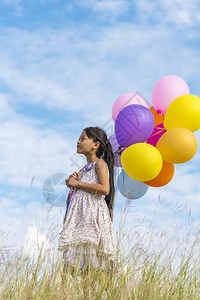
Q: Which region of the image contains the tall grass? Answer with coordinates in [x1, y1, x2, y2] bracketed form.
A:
[1, 201, 200, 299]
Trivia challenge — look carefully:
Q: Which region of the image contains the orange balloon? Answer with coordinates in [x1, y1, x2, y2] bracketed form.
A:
[150, 106, 165, 126]
[144, 160, 174, 187]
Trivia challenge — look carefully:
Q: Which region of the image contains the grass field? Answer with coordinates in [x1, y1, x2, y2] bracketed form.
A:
[1, 204, 200, 299]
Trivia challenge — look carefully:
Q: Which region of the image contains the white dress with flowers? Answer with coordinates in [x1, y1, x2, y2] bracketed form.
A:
[58, 159, 117, 271]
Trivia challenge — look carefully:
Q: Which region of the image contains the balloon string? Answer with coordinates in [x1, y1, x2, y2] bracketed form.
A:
[114, 146, 125, 158]
[151, 129, 164, 137]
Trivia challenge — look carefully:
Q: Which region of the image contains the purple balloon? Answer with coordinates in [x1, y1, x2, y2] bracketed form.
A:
[108, 134, 126, 167]
[114, 104, 155, 147]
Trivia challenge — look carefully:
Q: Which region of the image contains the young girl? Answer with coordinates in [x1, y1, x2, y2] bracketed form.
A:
[58, 126, 117, 274]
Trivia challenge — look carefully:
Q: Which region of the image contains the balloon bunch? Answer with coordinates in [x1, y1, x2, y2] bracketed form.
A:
[109, 76, 200, 199]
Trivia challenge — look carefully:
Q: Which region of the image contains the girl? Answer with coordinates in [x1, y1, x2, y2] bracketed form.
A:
[58, 126, 117, 275]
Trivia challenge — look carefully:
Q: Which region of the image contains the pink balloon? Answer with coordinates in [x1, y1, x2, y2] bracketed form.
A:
[112, 92, 150, 122]
[152, 75, 189, 114]
[146, 123, 166, 147]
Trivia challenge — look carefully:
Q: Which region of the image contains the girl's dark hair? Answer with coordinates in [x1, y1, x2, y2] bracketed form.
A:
[83, 126, 115, 222]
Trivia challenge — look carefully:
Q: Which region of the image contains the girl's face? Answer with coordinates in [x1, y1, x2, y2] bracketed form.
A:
[77, 131, 99, 155]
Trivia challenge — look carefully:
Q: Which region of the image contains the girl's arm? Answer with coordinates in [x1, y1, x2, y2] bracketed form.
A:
[77, 181, 108, 196]
[68, 160, 110, 196]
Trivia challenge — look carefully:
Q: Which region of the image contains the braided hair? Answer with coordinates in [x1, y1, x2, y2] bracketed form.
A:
[83, 126, 115, 222]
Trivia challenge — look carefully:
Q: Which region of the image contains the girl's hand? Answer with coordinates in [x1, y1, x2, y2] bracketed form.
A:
[65, 178, 71, 188]
[66, 171, 80, 188]
[68, 177, 79, 188]
[69, 172, 80, 180]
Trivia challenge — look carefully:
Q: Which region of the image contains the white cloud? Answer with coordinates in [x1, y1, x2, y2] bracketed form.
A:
[162, 0, 200, 26]
[22, 225, 54, 262]
[0, 112, 73, 187]
[77, 0, 130, 21]
[135, 0, 200, 27]
[0, 94, 16, 119]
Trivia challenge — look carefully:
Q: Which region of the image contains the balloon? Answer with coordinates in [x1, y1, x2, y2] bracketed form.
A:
[144, 161, 174, 187]
[156, 127, 198, 164]
[112, 92, 150, 122]
[108, 134, 125, 167]
[150, 106, 165, 126]
[164, 94, 200, 132]
[117, 169, 148, 199]
[152, 75, 189, 114]
[115, 104, 155, 147]
[146, 123, 166, 147]
[121, 143, 163, 181]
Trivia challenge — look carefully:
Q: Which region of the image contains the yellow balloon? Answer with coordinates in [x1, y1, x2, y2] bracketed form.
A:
[121, 143, 163, 181]
[164, 94, 200, 132]
[156, 127, 198, 164]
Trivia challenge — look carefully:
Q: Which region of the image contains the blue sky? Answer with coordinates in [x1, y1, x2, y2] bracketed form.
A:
[1, 0, 200, 261]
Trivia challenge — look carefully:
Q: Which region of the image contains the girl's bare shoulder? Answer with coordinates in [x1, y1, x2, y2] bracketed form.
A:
[95, 159, 108, 170]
